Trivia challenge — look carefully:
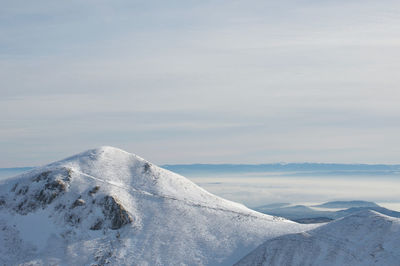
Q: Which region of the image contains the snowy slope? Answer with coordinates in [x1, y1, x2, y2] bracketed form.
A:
[0, 146, 315, 265]
[235, 210, 400, 266]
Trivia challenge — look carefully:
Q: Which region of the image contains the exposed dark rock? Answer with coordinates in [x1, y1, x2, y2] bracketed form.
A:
[94, 250, 113, 265]
[32, 171, 51, 182]
[11, 183, 18, 192]
[66, 213, 81, 226]
[12, 169, 71, 214]
[89, 186, 100, 196]
[34, 189, 58, 205]
[71, 198, 85, 208]
[101, 196, 132, 230]
[16, 200, 27, 211]
[90, 219, 103, 230]
[143, 162, 151, 173]
[16, 186, 29, 195]
[45, 179, 67, 192]
[33, 176, 67, 207]
[64, 168, 73, 181]
[3, 167, 132, 231]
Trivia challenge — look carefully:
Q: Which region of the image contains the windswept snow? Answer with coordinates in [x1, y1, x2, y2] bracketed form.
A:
[235, 210, 400, 266]
[0, 146, 315, 265]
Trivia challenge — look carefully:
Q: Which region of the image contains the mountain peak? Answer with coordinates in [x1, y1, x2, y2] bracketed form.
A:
[6, 147, 267, 217]
[0, 147, 313, 265]
[84, 146, 139, 158]
[54, 146, 146, 167]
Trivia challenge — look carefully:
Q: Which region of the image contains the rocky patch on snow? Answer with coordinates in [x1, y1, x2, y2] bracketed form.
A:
[8, 168, 71, 215]
[0, 166, 133, 231]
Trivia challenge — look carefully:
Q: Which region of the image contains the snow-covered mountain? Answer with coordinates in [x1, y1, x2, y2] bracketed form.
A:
[235, 210, 400, 266]
[254, 201, 400, 223]
[0, 146, 314, 265]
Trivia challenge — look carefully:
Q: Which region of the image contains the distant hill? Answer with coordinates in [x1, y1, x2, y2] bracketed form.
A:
[314, 200, 379, 209]
[255, 204, 334, 222]
[254, 201, 400, 223]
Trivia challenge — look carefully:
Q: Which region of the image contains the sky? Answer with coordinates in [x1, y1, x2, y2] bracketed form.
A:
[1, 0, 400, 167]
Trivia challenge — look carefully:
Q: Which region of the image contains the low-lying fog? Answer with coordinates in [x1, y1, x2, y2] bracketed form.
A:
[187, 172, 400, 211]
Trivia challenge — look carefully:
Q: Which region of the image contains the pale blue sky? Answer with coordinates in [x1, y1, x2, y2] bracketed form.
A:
[1, 0, 400, 167]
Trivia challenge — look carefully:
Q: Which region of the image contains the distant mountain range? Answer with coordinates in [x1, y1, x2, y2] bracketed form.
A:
[163, 163, 400, 176]
[3, 163, 400, 178]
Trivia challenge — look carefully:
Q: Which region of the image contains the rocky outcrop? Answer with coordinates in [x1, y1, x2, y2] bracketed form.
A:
[9, 168, 71, 215]
[90, 195, 132, 230]
[1, 167, 132, 232]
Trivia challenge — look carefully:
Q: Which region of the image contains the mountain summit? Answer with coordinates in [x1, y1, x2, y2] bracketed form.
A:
[0, 146, 313, 265]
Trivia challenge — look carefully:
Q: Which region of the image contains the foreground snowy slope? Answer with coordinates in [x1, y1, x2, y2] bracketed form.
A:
[0, 146, 314, 265]
[235, 210, 400, 266]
